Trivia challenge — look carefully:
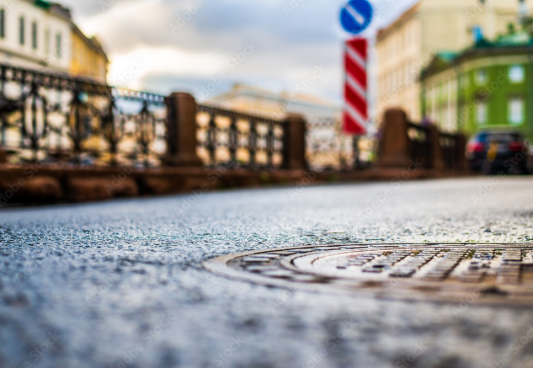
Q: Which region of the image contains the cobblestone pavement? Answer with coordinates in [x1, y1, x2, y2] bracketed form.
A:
[0, 177, 532, 367]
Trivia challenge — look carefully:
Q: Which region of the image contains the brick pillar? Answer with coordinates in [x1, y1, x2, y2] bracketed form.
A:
[427, 124, 444, 171]
[378, 109, 411, 168]
[164, 92, 203, 167]
[283, 113, 306, 170]
[454, 133, 469, 170]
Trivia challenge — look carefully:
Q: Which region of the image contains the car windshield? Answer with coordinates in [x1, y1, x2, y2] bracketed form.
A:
[477, 132, 521, 143]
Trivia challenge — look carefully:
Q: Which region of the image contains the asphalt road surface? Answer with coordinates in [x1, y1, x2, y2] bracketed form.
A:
[0, 177, 532, 367]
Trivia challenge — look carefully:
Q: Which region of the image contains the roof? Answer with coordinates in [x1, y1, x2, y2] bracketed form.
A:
[376, 2, 421, 42]
[421, 52, 458, 78]
[421, 29, 533, 80]
[33, 0, 72, 20]
[34, 0, 51, 9]
[210, 84, 341, 111]
[436, 51, 458, 62]
[455, 28, 533, 62]
[484, 30, 533, 47]
[72, 23, 109, 61]
[32, 1, 104, 59]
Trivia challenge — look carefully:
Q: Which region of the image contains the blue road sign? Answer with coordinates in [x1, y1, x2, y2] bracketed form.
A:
[340, 0, 373, 35]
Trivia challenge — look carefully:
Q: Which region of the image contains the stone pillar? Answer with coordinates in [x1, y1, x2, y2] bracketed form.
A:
[378, 109, 411, 168]
[283, 113, 306, 170]
[454, 134, 469, 170]
[164, 92, 203, 167]
[427, 124, 444, 171]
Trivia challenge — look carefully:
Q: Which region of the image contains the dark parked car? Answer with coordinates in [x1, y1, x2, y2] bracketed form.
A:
[466, 129, 531, 174]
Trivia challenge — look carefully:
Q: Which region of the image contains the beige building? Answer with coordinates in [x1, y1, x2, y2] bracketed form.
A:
[375, 0, 533, 123]
[206, 84, 352, 169]
[206, 84, 342, 122]
[0, 0, 72, 73]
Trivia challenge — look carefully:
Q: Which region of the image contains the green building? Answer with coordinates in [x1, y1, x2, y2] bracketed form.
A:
[421, 29, 533, 142]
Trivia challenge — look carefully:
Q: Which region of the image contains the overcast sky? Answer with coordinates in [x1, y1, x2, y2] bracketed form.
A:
[54, 0, 418, 103]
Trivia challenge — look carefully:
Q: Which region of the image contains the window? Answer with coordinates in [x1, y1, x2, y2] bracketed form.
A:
[476, 102, 487, 124]
[426, 89, 432, 111]
[508, 97, 524, 125]
[31, 21, 37, 49]
[0, 9, 5, 39]
[508, 65, 524, 83]
[45, 29, 50, 55]
[56, 33, 61, 58]
[19, 16, 24, 45]
[476, 69, 487, 85]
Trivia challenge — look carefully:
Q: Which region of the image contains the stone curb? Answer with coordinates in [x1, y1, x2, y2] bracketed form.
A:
[0, 164, 476, 206]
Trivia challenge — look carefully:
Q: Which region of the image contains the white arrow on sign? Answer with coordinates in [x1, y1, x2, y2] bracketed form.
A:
[345, 4, 365, 25]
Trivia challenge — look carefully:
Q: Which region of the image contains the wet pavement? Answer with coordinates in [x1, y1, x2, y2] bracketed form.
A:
[0, 177, 532, 367]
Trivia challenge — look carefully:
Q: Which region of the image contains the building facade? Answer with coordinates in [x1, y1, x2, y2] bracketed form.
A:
[375, 0, 533, 123]
[206, 84, 342, 122]
[0, 0, 107, 83]
[70, 24, 108, 83]
[0, 0, 72, 73]
[421, 30, 533, 141]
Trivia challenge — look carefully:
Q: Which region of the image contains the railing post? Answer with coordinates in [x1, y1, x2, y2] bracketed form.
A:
[283, 113, 306, 170]
[454, 133, 469, 171]
[378, 109, 411, 168]
[427, 124, 444, 171]
[164, 92, 203, 167]
[352, 136, 361, 169]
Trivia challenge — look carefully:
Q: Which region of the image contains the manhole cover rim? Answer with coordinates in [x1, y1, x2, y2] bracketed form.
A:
[203, 243, 533, 307]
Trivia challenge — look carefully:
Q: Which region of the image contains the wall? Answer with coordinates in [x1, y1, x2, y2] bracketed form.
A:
[376, 6, 422, 123]
[0, 0, 71, 72]
[375, 0, 533, 124]
[419, 0, 532, 51]
[459, 56, 533, 140]
[423, 68, 458, 133]
[70, 28, 107, 83]
[422, 52, 533, 140]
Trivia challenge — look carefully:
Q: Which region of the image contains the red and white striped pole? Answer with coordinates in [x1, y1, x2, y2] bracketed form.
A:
[343, 37, 368, 135]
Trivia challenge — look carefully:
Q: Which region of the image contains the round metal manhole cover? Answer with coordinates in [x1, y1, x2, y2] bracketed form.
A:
[203, 243, 533, 305]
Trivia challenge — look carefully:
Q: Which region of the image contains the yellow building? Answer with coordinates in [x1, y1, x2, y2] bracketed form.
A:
[375, 0, 533, 123]
[70, 23, 108, 84]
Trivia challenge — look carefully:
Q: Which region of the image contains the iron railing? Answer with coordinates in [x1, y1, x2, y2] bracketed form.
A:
[440, 131, 463, 170]
[0, 63, 166, 167]
[0, 63, 368, 172]
[406, 122, 465, 170]
[306, 117, 360, 171]
[407, 122, 432, 169]
[196, 104, 285, 169]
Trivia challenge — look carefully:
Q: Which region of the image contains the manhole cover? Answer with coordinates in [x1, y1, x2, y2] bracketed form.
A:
[203, 243, 533, 305]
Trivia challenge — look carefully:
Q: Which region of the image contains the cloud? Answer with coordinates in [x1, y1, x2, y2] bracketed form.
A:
[107, 46, 226, 89]
[55, 0, 419, 103]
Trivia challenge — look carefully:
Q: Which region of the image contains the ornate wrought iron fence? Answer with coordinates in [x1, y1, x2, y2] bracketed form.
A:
[196, 104, 285, 169]
[0, 63, 371, 173]
[407, 122, 432, 169]
[440, 131, 464, 170]
[0, 63, 166, 167]
[306, 117, 359, 171]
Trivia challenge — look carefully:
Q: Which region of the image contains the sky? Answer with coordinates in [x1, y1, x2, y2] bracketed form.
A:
[54, 0, 419, 104]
